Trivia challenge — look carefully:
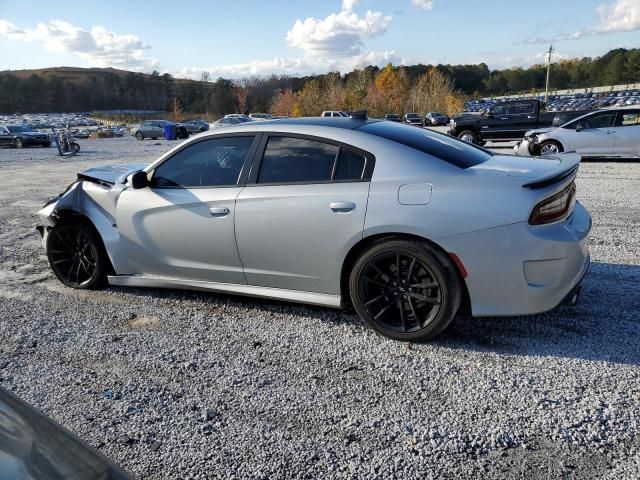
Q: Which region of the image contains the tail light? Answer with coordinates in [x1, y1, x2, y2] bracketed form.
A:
[529, 181, 576, 225]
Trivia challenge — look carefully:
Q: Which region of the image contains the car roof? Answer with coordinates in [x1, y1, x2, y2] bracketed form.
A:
[238, 116, 380, 130]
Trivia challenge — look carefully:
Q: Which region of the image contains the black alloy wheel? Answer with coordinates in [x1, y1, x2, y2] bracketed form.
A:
[350, 239, 461, 341]
[46, 224, 106, 289]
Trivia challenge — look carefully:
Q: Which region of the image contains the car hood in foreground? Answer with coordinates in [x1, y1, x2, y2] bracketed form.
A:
[468, 153, 579, 180]
[78, 162, 147, 185]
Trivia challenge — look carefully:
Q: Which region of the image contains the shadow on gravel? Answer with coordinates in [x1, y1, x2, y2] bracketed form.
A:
[439, 262, 640, 366]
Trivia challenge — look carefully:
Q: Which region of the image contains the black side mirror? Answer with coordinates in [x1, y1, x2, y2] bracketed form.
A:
[129, 171, 149, 189]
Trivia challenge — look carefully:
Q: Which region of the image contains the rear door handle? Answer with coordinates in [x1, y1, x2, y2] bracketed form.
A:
[209, 206, 230, 217]
[330, 201, 355, 213]
[527, 115, 535, 119]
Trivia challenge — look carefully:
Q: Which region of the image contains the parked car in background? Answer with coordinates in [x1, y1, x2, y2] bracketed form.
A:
[249, 113, 273, 120]
[321, 111, 349, 117]
[131, 120, 171, 140]
[425, 112, 450, 126]
[449, 99, 591, 144]
[384, 114, 402, 122]
[0, 125, 51, 148]
[181, 119, 210, 134]
[209, 116, 255, 129]
[37, 116, 590, 341]
[514, 107, 640, 159]
[403, 113, 424, 126]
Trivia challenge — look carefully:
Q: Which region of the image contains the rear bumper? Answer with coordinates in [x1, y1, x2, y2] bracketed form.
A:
[438, 201, 592, 317]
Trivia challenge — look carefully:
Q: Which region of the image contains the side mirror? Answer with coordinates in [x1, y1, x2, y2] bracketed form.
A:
[129, 171, 149, 189]
[486, 110, 494, 117]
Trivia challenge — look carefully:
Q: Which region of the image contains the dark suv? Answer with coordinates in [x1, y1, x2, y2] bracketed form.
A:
[403, 113, 423, 127]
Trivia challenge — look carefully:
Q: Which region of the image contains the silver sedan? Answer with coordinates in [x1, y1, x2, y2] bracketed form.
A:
[36, 117, 591, 341]
[514, 106, 640, 159]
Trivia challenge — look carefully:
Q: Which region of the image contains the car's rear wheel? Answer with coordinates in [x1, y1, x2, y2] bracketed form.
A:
[349, 239, 462, 341]
[135, 131, 144, 140]
[539, 140, 563, 156]
[457, 130, 477, 144]
[14, 138, 23, 149]
[46, 223, 107, 289]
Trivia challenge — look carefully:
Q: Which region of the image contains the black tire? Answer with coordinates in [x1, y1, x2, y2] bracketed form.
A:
[43, 142, 51, 148]
[14, 138, 23, 149]
[349, 239, 462, 341]
[71, 142, 80, 154]
[135, 131, 144, 140]
[538, 140, 564, 156]
[46, 222, 107, 289]
[457, 130, 477, 144]
[151, 137, 158, 140]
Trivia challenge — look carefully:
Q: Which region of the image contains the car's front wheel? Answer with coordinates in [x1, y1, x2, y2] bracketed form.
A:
[46, 223, 107, 289]
[135, 131, 144, 140]
[539, 140, 563, 156]
[349, 239, 462, 341]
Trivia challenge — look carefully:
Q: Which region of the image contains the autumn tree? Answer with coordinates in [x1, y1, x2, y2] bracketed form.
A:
[270, 88, 295, 117]
[294, 79, 324, 116]
[170, 97, 183, 122]
[408, 67, 465, 116]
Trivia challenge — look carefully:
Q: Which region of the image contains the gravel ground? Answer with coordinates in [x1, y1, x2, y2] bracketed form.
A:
[1, 136, 639, 479]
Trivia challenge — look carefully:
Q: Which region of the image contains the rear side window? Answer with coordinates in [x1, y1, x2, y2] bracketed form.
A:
[618, 110, 640, 126]
[357, 121, 491, 168]
[334, 149, 366, 180]
[509, 102, 534, 115]
[258, 136, 338, 183]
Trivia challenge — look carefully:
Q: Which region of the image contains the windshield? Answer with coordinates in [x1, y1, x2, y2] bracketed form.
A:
[7, 126, 31, 133]
[358, 120, 492, 168]
[407, 113, 420, 118]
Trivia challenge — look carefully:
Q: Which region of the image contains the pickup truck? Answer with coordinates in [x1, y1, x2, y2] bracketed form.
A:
[448, 99, 591, 145]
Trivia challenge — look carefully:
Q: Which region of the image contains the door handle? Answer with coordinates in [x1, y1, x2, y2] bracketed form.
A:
[500, 117, 509, 120]
[527, 115, 535, 119]
[330, 201, 355, 213]
[209, 206, 230, 217]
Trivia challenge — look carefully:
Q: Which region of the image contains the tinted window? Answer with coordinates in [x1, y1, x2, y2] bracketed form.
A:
[258, 136, 338, 184]
[334, 149, 366, 181]
[580, 112, 616, 129]
[357, 121, 491, 168]
[7, 126, 29, 133]
[490, 104, 509, 115]
[152, 136, 254, 187]
[509, 102, 534, 115]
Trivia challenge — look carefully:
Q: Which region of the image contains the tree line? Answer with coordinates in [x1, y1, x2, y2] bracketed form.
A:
[0, 48, 637, 117]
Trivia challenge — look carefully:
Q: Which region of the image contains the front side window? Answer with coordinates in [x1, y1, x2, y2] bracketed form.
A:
[152, 136, 254, 188]
[489, 104, 509, 115]
[258, 136, 338, 184]
[580, 112, 616, 129]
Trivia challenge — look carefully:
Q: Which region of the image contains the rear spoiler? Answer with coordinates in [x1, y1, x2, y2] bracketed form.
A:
[522, 152, 580, 189]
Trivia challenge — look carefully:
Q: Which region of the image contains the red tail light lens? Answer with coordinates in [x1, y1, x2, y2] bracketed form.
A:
[529, 181, 576, 225]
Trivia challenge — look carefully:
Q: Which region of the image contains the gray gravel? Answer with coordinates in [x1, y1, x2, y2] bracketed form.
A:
[1, 136, 639, 479]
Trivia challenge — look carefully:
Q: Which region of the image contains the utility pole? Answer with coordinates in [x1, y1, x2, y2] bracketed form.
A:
[544, 44, 554, 105]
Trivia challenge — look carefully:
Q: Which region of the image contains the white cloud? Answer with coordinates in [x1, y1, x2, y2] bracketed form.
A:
[593, 0, 640, 33]
[175, 3, 399, 79]
[521, 0, 640, 44]
[341, 0, 360, 11]
[412, 0, 434, 10]
[285, 9, 392, 57]
[0, 19, 158, 71]
[174, 50, 403, 80]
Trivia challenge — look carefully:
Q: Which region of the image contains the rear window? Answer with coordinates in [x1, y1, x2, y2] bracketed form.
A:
[357, 121, 492, 168]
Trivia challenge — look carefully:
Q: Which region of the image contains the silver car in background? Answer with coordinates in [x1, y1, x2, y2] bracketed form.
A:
[36, 117, 591, 341]
[514, 106, 640, 159]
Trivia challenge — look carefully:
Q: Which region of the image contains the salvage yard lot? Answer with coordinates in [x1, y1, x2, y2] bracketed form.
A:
[0, 136, 639, 479]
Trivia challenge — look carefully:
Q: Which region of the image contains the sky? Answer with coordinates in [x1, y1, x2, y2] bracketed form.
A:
[0, 0, 639, 79]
